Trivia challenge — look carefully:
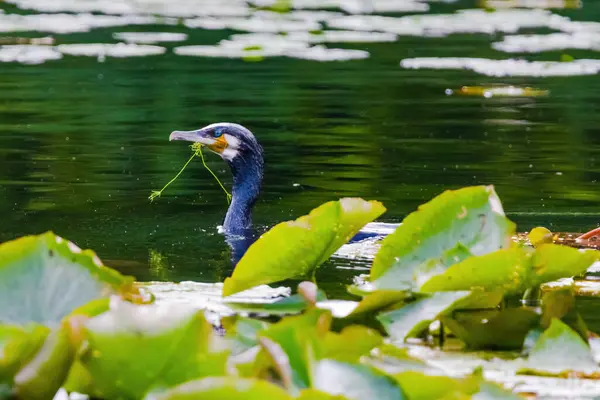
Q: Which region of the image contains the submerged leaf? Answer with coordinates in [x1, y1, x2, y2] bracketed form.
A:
[223, 198, 385, 296]
[78, 300, 227, 399]
[377, 291, 471, 341]
[522, 319, 598, 375]
[144, 377, 292, 400]
[370, 186, 515, 291]
[0, 232, 139, 326]
[441, 308, 540, 350]
[312, 359, 405, 400]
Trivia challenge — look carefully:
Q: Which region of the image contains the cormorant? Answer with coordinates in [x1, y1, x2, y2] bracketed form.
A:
[169, 122, 389, 263]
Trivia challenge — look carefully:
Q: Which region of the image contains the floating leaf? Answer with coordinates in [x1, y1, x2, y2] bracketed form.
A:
[12, 321, 75, 400]
[144, 377, 292, 400]
[421, 245, 599, 295]
[377, 291, 471, 341]
[226, 291, 327, 316]
[0, 320, 76, 400]
[441, 308, 540, 350]
[223, 198, 386, 296]
[258, 309, 331, 394]
[78, 300, 228, 399]
[323, 326, 383, 363]
[370, 186, 515, 291]
[530, 244, 599, 286]
[521, 319, 598, 376]
[0, 232, 139, 326]
[540, 286, 588, 341]
[312, 359, 405, 400]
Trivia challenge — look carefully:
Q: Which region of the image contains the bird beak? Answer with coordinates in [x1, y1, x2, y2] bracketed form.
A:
[169, 129, 228, 155]
[169, 130, 214, 146]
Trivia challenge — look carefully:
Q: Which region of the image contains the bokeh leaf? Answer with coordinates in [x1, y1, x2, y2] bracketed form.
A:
[521, 319, 598, 376]
[312, 359, 405, 400]
[377, 291, 471, 341]
[223, 198, 385, 296]
[370, 186, 515, 291]
[144, 377, 292, 400]
[78, 300, 228, 399]
[0, 232, 140, 326]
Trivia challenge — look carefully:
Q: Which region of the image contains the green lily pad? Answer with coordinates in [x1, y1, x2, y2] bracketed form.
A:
[0, 324, 48, 383]
[531, 244, 599, 286]
[78, 300, 228, 399]
[13, 321, 76, 400]
[226, 290, 328, 316]
[323, 326, 383, 363]
[395, 370, 523, 400]
[259, 309, 332, 394]
[521, 319, 598, 376]
[540, 286, 588, 341]
[370, 186, 515, 291]
[311, 359, 405, 400]
[441, 308, 540, 350]
[0, 232, 139, 326]
[144, 377, 292, 400]
[223, 198, 386, 296]
[0, 320, 76, 400]
[421, 245, 599, 295]
[377, 291, 471, 341]
[297, 389, 349, 399]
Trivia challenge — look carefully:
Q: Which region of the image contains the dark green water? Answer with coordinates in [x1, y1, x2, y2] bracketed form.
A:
[2, 1, 600, 292]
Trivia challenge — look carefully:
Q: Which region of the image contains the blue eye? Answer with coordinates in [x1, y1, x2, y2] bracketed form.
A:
[213, 128, 223, 138]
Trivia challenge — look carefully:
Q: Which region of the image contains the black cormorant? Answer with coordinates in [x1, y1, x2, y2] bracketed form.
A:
[169, 122, 391, 263]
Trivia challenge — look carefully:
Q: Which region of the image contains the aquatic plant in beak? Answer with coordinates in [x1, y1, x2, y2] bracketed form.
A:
[148, 142, 232, 204]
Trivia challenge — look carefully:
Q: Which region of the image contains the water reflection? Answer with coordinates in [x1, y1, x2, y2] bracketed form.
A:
[0, 0, 600, 293]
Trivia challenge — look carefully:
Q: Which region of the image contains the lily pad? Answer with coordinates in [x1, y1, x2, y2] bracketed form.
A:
[377, 291, 471, 341]
[540, 286, 588, 341]
[12, 321, 75, 400]
[144, 377, 292, 400]
[259, 309, 332, 393]
[421, 245, 599, 295]
[0, 232, 139, 326]
[0, 320, 76, 400]
[323, 326, 383, 363]
[370, 186, 515, 291]
[78, 299, 228, 399]
[226, 290, 327, 316]
[521, 318, 598, 376]
[223, 198, 385, 296]
[311, 359, 405, 400]
[441, 308, 541, 350]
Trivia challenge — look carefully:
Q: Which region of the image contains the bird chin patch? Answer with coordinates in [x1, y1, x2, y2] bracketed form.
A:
[221, 148, 239, 161]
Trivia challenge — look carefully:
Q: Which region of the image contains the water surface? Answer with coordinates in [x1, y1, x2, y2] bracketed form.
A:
[1, 0, 600, 295]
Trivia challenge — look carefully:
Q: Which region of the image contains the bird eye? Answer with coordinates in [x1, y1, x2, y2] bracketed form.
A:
[213, 128, 223, 138]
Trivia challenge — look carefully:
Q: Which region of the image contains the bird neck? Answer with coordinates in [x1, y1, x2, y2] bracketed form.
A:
[222, 151, 263, 235]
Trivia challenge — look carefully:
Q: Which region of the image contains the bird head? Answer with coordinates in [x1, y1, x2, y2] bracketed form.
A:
[169, 122, 262, 163]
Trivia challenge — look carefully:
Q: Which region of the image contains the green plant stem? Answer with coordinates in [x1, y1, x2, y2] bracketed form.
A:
[196, 147, 232, 205]
[149, 152, 197, 202]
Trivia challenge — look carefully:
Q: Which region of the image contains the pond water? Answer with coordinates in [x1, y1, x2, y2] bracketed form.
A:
[1, 0, 600, 301]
